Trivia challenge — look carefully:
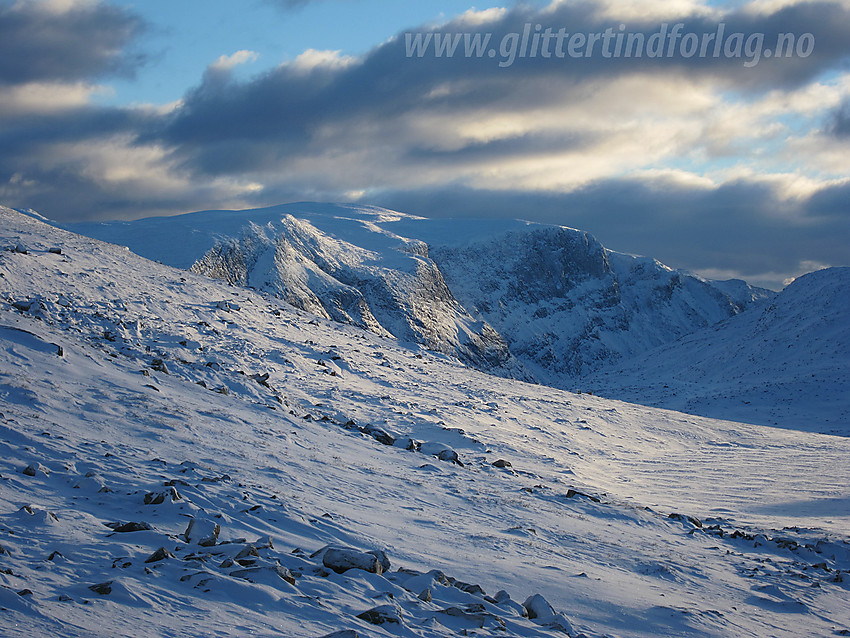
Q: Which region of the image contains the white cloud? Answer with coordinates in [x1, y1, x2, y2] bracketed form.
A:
[0, 81, 108, 116]
[13, 0, 96, 14]
[289, 49, 356, 73]
[456, 7, 508, 26]
[546, 0, 718, 21]
[210, 50, 260, 72]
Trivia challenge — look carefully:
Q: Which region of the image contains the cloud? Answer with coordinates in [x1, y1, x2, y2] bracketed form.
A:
[365, 176, 850, 290]
[827, 100, 850, 137]
[0, 0, 145, 86]
[150, 0, 850, 185]
[209, 50, 260, 73]
[0, 0, 847, 290]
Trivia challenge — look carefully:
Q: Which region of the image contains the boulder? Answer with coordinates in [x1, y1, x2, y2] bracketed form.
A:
[89, 581, 113, 595]
[356, 605, 402, 626]
[183, 518, 220, 546]
[320, 547, 388, 575]
[144, 547, 174, 563]
[362, 426, 394, 446]
[108, 521, 152, 533]
[523, 594, 555, 621]
[394, 437, 421, 452]
[144, 486, 181, 505]
[22, 463, 48, 477]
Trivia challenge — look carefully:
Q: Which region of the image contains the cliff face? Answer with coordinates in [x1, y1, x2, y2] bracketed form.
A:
[189, 213, 518, 373]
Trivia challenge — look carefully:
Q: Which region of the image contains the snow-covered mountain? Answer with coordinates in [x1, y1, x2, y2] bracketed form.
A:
[3, 206, 850, 637]
[66, 203, 770, 386]
[585, 266, 850, 436]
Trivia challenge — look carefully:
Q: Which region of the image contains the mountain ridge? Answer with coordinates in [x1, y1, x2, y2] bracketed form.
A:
[64, 202, 771, 386]
[585, 265, 850, 435]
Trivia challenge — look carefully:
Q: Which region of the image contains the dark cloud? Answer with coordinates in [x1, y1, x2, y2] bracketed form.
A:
[366, 179, 850, 290]
[151, 0, 850, 180]
[827, 100, 850, 138]
[0, 0, 146, 86]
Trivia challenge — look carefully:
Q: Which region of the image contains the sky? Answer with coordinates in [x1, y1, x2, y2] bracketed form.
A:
[1, 0, 849, 289]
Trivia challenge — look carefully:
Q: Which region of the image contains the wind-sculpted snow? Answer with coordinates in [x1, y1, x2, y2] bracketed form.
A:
[65, 202, 767, 388]
[2, 206, 850, 637]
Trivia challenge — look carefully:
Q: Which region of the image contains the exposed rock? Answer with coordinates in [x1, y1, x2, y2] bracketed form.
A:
[183, 518, 220, 546]
[394, 437, 421, 452]
[255, 536, 274, 550]
[492, 459, 512, 468]
[565, 489, 601, 503]
[151, 358, 169, 374]
[215, 300, 240, 312]
[370, 549, 391, 573]
[235, 544, 259, 560]
[144, 486, 181, 505]
[356, 604, 402, 626]
[22, 463, 47, 477]
[320, 546, 387, 575]
[107, 521, 152, 533]
[230, 565, 296, 585]
[448, 578, 485, 596]
[362, 425, 395, 446]
[89, 581, 113, 595]
[438, 449, 462, 465]
[523, 593, 555, 621]
[547, 613, 576, 634]
[145, 547, 175, 563]
[669, 513, 702, 528]
[418, 588, 432, 602]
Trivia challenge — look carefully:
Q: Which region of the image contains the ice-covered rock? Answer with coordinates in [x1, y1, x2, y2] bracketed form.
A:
[319, 546, 388, 575]
[183, 518, 220, 546]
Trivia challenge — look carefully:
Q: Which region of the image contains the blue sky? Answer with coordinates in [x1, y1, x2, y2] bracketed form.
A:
[0, 0, 848, 288]
[102, 0, 496, 106]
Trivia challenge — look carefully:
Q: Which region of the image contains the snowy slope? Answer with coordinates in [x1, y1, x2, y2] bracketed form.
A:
[2, 207, 850, 638]
[65, 203, 768, 385]
[585, 267, 850, 436]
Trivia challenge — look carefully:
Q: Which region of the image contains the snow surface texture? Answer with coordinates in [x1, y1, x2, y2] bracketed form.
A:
[3, 207, 850, 637]
[66, 202, 770, 385]
[586, 267, 850, 436]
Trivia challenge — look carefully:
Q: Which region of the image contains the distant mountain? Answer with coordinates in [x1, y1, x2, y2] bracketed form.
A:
[66, 202, 770, 387]
[586, 267, 850, 435]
